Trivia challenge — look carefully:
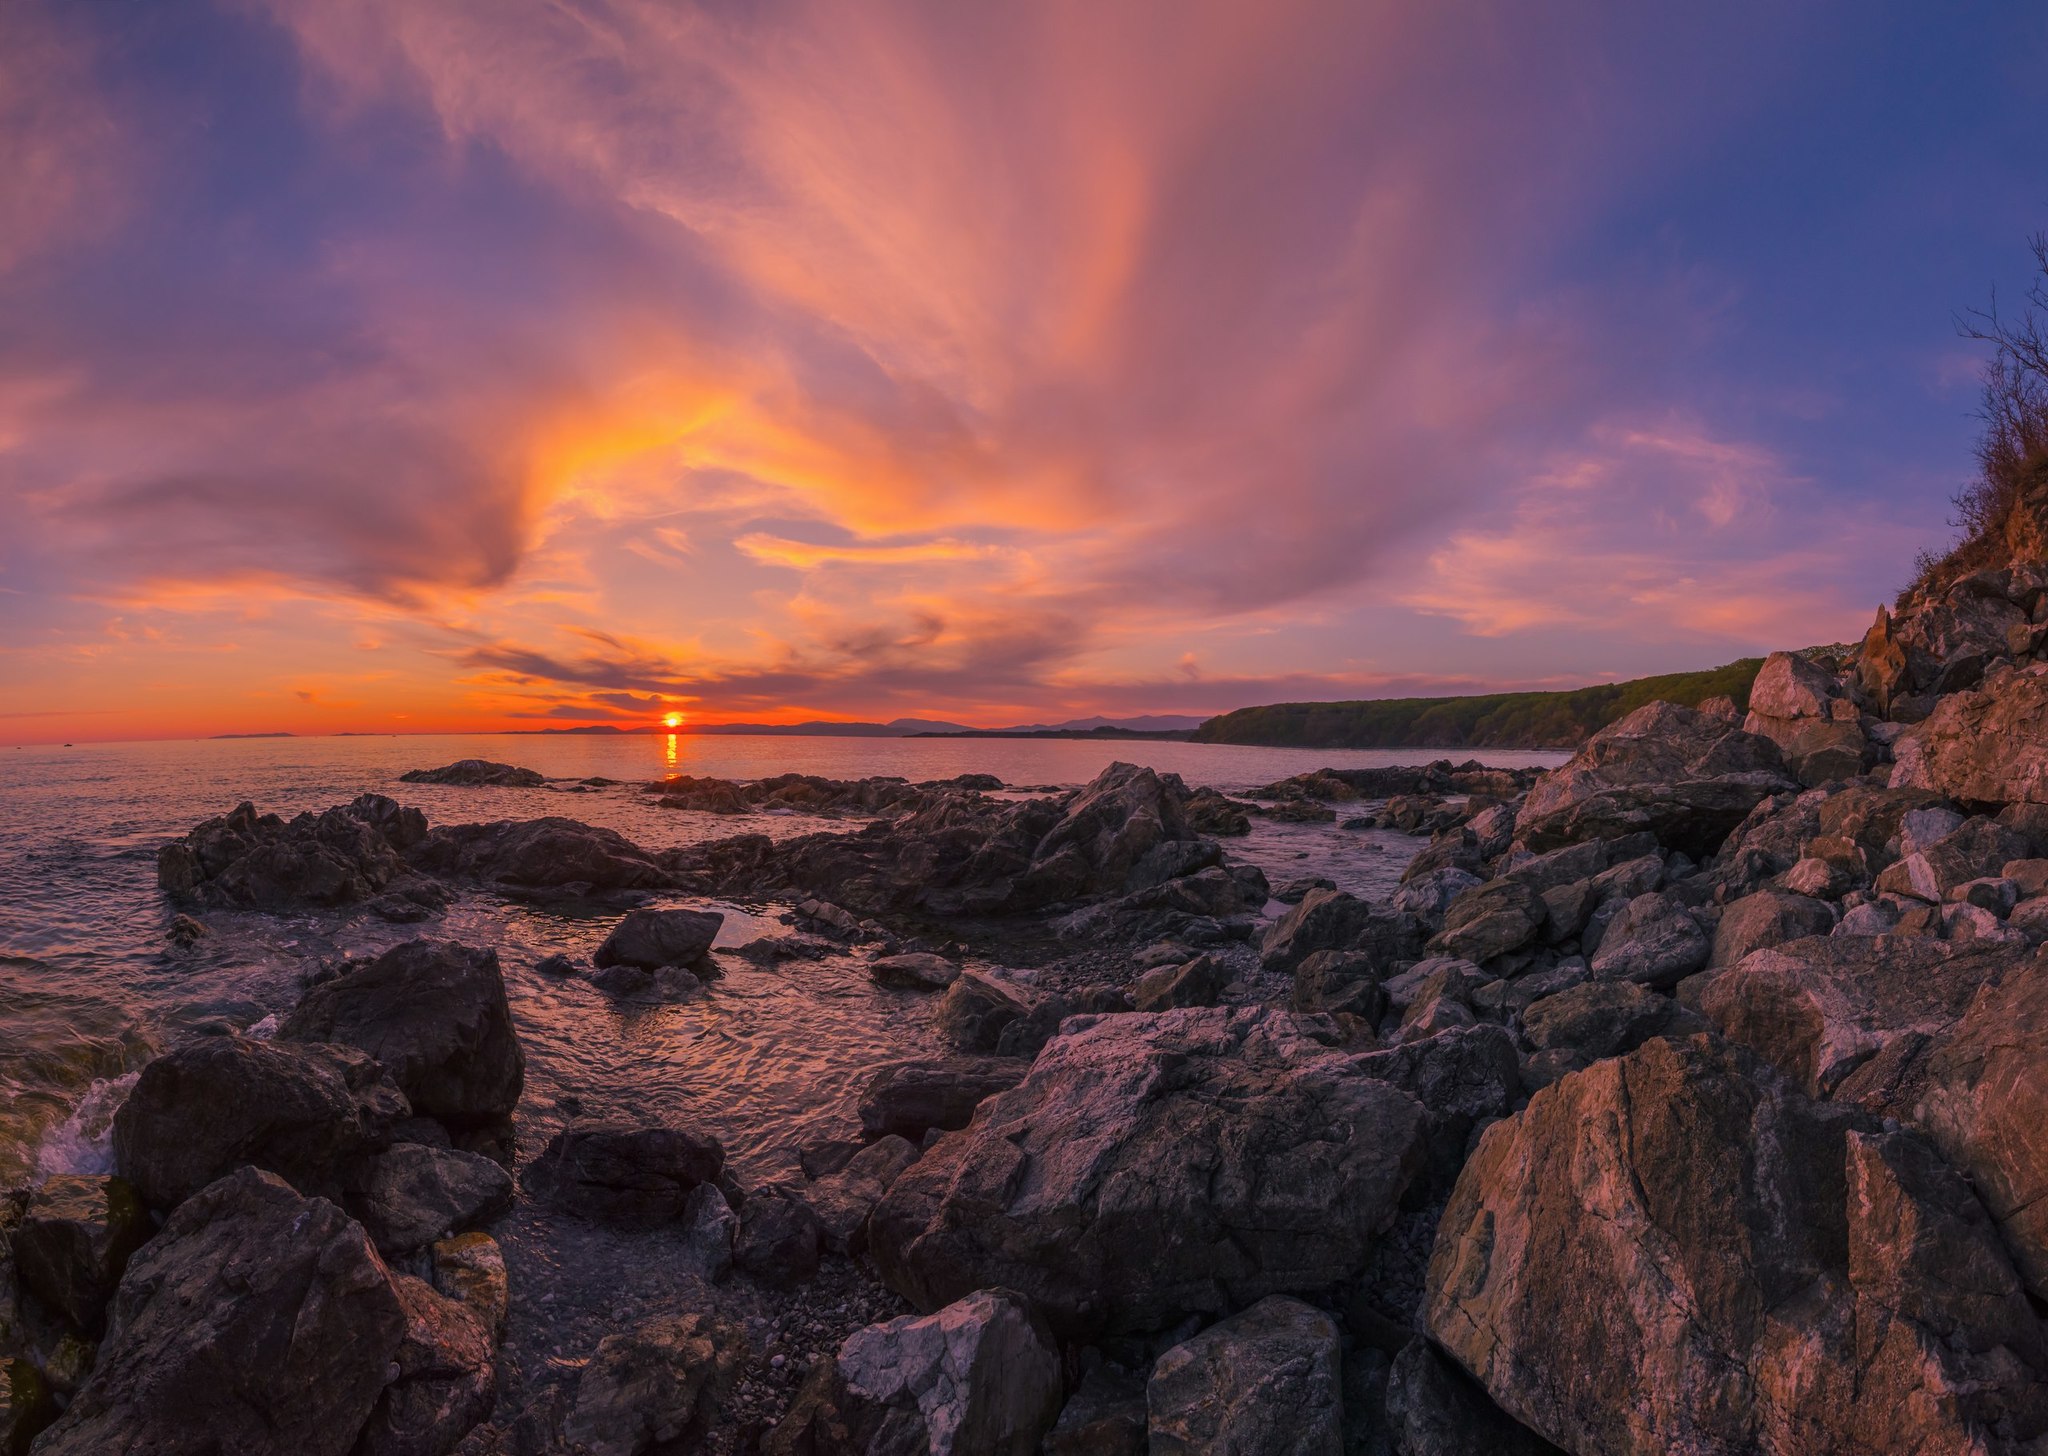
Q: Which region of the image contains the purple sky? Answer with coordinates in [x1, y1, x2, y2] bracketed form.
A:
[2, 0, 2044, 740]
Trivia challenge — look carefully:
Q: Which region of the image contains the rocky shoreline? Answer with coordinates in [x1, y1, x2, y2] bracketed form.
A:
[8, 569, 2048, 1453]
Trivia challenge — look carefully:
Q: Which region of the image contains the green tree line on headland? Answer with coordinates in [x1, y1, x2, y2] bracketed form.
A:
[1191, 659, 1764, 750]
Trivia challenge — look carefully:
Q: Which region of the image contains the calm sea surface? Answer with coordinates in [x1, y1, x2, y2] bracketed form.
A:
[0, 733, 1567, 1186]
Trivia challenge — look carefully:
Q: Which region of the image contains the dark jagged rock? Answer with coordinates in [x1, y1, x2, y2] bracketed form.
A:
[564, 1308, 743, 1456]
[800, 1136, 920, 1256]
[9, 1175, 150, 1332]
[1426, 1035, 2048, 1455]
[1516, 701, 1796, 856]
[933, 971, 1070, 1057]
[1587, 891, 1709, 989]
[31, 1167, 411, 1456]
[1131, 953, 1225, 1011]
[521, 1122, 724, 1228]
[1261, 888, 1420, 974]
[156, 795, 423, 909]
[870, 1007, 1428, 1336]
[592, 906, 724, 970]
[1146, 1295, 1343, 1455]
[358, 1273, 497, 1456]
[348, 1144, 513, 1255]
[857, 1056, 1031, 1142]
[1428, 879, 1546, 965]
[734, 1188, 823, 1288]
[400, 760, 545, 788]
[112, 1034, 408, 1208]
[410, 815, 670, 893]
[1383, 1340, 1562, 1456]
[1289, 949, 1386, 1019]
[766, 1288, 1059, 1456]
[281, 939, 524, 1128]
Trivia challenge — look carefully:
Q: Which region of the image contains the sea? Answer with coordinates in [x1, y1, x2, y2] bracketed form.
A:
[0, 732, 1568, 1191]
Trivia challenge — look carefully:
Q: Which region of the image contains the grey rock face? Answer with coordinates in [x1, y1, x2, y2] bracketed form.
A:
[1147, 1295, 1343, 1455]
[870, 1007, 1428, 1335]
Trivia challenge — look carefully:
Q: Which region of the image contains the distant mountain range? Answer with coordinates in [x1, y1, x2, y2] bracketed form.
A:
[527, 714, 1208, 738]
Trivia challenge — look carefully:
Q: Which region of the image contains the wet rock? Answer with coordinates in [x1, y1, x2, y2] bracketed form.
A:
[564, 1309, 744, 1456]
[871, 1007, 1428, 1335]
[592, 906, 723, 970]
[1893, 665, 2048, 804]
[281, 939, 524, 1129]
[532, 952, 579, 977]
[1428, 879, 1546, 965]
[857, 1056, 1030, 1142]
[9, 1175, 150, 1332]
[112, 1033, 408, 1208]
[430, 1232, 509, 1344]
[357, 1273, 497, 1456]
[165, 912, 206, 947]
[868, 952, 961, 991]
[32, 1167, 409, 1456]
[1383, 1339, 1561, 1456]
[1708, 889, 1835, 967]
[1425, 1035, 2048, 1455]
[411, 816, 670, 893]
[1517, 701, 1795, 856]
[349, 1144, 513, 1256]
[400, 760, 545, 788]
[767, 1288, 1059, 1456]
[157, 796, 419, 909]
[1132, 953, 1225, 1012]
[1587, 891, 1709, 989]
[586, 962, 704, 1003]
[520, 1122, 724, 1228]
[1147, 1295, 1342, 1455]
[734, 1188, 822, 1288]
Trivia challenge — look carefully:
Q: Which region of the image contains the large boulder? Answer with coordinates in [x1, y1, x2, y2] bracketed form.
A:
[1893, 665, 2048, 805]
[112, 1035, 408, 1209]
[1741, 652, 1871, 786]
[563, 1309, 744, 1456]
[281, 940, 524, 1128]
[767, 1288, 1060, 1456]
[1517, 702, 1795, 856]
[30, 1167, 411, 1456]
[1146, 1295, 1342, 1455]
[1425, 1035, 2048, 1455]
[1428, 879, 1546, 964]
[521, 1122, 724, 1228]
[870, 1007, 1428, 1335]
[592, 907, 724, 970]
[1259, 888, 1375, 973]
[1031, 762, 1193, 894]
[857, 1057, 1030, 1142]
[933, 972, 1069, 1058]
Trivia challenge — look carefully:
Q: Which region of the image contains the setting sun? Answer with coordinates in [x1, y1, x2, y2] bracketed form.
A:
[663, 712, 684, 729]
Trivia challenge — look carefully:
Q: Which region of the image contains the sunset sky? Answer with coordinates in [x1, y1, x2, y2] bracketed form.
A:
[3, 1, 2044, 742]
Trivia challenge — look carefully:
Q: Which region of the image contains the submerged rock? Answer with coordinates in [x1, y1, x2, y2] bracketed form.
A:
[281, 939, 524, 1128]
[1146, 1295, 1343, 1455]
[870, 1007, 1428, 1335]
[32, 1167, 411, 1456]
